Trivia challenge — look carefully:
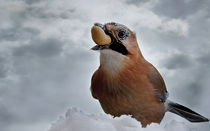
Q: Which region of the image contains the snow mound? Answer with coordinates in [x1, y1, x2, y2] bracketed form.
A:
[48, 108, 191, 131]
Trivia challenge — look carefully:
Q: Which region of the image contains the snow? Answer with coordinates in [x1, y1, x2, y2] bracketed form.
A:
[48, 108, 192, 131]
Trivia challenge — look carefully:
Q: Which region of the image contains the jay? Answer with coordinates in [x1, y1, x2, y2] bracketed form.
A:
[90, 22, 209, 127]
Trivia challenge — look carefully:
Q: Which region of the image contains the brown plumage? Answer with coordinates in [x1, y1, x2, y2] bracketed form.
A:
[90, 22, 209, 127]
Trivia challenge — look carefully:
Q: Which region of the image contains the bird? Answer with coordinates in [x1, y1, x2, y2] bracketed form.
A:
[90, 22, 209, 127]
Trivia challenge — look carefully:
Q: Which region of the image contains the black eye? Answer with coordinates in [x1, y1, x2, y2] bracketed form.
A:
[118, 31, 126, 39]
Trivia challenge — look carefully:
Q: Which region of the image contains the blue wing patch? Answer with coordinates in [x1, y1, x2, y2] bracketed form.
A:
[156, 91, 168, 102]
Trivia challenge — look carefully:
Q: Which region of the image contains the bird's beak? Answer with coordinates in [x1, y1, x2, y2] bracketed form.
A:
[91, 23, 112, 50]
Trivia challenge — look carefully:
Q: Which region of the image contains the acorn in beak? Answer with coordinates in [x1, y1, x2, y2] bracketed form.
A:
[91, 23, 112, 50]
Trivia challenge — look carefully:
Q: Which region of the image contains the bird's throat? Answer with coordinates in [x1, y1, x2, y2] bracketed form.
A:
[100, 49, 127, 75]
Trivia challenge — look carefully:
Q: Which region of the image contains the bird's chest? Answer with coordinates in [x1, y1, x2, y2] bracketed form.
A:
[99, 91, 134, 116]
[93, 75, 139, 116]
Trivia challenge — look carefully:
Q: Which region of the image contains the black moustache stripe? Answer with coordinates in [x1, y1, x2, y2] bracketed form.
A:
[109, 41, 128, 55]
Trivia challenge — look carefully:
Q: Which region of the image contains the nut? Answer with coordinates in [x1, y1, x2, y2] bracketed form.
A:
[91, 26, 111, 45]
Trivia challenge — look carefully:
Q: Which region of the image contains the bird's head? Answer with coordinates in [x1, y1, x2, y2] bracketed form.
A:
[91, 22, 143, 73]
[91, 22, 141, 57]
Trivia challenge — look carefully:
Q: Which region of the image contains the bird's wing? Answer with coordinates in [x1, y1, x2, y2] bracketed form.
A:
[147, 66, 168, 102]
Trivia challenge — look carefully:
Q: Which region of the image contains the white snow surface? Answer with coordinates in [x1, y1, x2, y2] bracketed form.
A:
[48, 108, 192, 131]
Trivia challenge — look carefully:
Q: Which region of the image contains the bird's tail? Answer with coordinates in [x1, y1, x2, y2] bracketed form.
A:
[166, 100, 209, 122]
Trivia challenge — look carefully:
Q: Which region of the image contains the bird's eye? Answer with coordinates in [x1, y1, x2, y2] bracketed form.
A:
[118, 31, 126, 39]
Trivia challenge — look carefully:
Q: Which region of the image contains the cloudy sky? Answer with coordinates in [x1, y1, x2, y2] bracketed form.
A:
[0, 0, 209, 131]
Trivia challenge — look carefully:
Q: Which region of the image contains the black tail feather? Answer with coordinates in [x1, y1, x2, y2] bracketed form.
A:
[167, 101, 209, 122]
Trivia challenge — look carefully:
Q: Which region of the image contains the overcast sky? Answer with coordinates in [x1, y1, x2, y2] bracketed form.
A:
[0, 0, 210, 131]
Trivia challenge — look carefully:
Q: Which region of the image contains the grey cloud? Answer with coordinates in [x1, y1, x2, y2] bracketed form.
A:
[0, 57, 8, 78]
[126, 0, 149, 5]
[197, 52, 210, 65]
[0, 104, 14, 131]
[0, 27, 40, 42]
[181, 81, 203, 105]
[13, 38, 63, 58]
[22, 0, 41, 5]
[153, 0, 208, 19]
[160, 53, 193, 69]
[21, 2, 76, 20]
